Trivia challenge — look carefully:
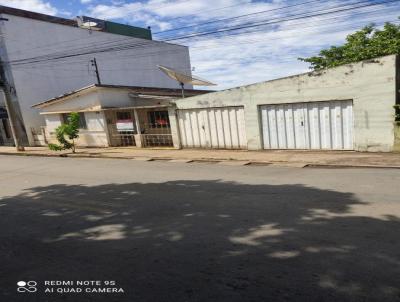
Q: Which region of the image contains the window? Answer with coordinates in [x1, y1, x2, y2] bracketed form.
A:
[148, 111, 170, 128]
[61, 113, 69, 124]
[78, 113, 87, 129]
[61, 112, 87, 129]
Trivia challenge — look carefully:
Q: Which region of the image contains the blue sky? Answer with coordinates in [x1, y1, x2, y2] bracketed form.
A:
[1, 0, 400, 89]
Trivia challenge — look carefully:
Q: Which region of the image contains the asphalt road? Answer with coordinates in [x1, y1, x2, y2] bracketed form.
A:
[0, 155, 399, 302]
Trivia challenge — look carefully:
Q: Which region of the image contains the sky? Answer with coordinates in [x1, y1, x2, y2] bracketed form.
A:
[1, 0, 400, 89]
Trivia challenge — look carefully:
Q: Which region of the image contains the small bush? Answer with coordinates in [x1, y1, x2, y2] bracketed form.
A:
[48, 112, 80, 153]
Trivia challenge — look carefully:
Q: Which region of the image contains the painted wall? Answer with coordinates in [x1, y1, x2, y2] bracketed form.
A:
[44, 111, 109, 147]
[0, 13, 192, 145]
[39, 89, 101, 114]
[97, 87, 171, 108]
[44, 114, 60, 134]
[40, 87, 172, 147]
[172, 55, 398, 152]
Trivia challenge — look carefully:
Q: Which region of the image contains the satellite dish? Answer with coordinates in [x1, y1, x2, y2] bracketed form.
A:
[82, 21, 98, 28]
[157, 65, 216, 98]
[76, 16, 104, 31]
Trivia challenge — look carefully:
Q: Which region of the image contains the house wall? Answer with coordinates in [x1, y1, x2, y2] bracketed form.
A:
[40, 88, 175, 147]
[44, 111, 109, 147]
[171, 55, 397, 152]
[97, 88, 171, 108]
[44, 114, 62, 134]
[39, 90, 102, 114]
[0, 13, 192, 145]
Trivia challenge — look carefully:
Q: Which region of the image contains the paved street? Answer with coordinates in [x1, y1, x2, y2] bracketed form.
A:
[0, 155, 399, 302]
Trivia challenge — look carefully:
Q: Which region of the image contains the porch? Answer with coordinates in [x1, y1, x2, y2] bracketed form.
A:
[104, 106, 173, 148]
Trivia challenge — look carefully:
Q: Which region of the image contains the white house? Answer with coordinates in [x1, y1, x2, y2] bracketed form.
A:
[0, 5, 193, 146]
[33, 56, 400, 153]
[32, 84, 210, 148]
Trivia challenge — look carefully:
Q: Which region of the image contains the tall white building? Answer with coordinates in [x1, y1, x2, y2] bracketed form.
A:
[0, 5, 192, 146]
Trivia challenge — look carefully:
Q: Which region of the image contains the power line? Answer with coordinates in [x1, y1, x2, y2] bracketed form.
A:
[6, 0, 399, 67]
[153, 0, 328, 35]
[6, 0, 387, 65]
[183, 4, 400, 46]
[12, 16, 400, 76]
[12, 0, 363, 63]
[161, 0, 400, 42]
[155, 0, 251, 24]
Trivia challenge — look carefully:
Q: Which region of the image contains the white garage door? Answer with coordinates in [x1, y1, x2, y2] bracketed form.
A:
[260, 100, 353, 150]
[177, 107, 247, 149]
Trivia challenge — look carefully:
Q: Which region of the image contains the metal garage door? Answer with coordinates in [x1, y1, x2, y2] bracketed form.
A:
[177, 107, 247, 149]
[260, 100, 353, 150]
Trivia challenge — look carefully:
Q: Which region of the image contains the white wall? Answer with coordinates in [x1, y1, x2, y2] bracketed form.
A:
[1, 13, 192, 145]
[39, 89, 101, 114]
[78, 111, 109, 147]
[44, 114, 62, 133]
[97, 87, 171, 108]
[44, 111, 109, 147]
[172, 55, 397, 152]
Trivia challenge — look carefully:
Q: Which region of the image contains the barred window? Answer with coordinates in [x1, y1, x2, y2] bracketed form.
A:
[147, 111, 170, 128]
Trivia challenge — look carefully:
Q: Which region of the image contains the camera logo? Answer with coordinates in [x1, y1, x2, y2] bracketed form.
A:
[17, 281, 37, 293]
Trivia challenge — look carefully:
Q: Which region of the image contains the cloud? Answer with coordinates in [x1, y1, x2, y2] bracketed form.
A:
[0, 0, 58, 15]
[55, 0, 400, 89]
[81, 0, 93, 4]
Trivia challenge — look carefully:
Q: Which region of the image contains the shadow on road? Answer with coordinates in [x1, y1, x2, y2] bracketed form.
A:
[0, 180, 399, 301]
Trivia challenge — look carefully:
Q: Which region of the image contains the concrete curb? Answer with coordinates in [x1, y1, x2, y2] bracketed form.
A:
[0, 151, 400, 169]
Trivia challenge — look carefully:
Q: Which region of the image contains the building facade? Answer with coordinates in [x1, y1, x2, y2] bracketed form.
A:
[32, 85, 210, 148]
[0, 5, 193, 146]
[34, 56, 400, 153]
[170, 55, 400, 152]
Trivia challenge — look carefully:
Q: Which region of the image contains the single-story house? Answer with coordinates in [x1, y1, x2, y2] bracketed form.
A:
[32, 84, 211, 148]
[34, 55, 400, 152]
[170, 55, 400, 152]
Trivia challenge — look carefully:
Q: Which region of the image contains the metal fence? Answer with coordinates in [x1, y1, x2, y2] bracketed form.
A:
[141, 123, 173, 147]
[109, 130, 136, 147]
[105, 109, 173, 147]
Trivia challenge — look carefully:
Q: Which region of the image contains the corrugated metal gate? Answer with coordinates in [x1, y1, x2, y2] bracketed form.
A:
[260, 100, 353, 150]
[177, 106, 247, 149]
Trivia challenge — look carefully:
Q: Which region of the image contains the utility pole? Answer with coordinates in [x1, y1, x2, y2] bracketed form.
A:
[91, 57, 101, 85]
[0, 17, 24, 151]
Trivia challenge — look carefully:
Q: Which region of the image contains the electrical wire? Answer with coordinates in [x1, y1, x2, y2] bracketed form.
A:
[153, 0, 330, 35]
[6, 0, 399, 67]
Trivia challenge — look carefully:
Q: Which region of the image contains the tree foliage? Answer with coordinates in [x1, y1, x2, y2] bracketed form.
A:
[48, 112, 80, 153]
[299, 21, 400, 70]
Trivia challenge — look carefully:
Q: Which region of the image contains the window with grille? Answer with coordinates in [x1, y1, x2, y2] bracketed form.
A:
[147, 111, 170, 128]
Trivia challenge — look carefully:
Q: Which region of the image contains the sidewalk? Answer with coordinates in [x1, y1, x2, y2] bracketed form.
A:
[1, 146, 400, 168]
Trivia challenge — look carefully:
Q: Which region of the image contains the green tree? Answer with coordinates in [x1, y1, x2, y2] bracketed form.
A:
[299, 21, 400, 70]
[48, 112, 80, 153]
